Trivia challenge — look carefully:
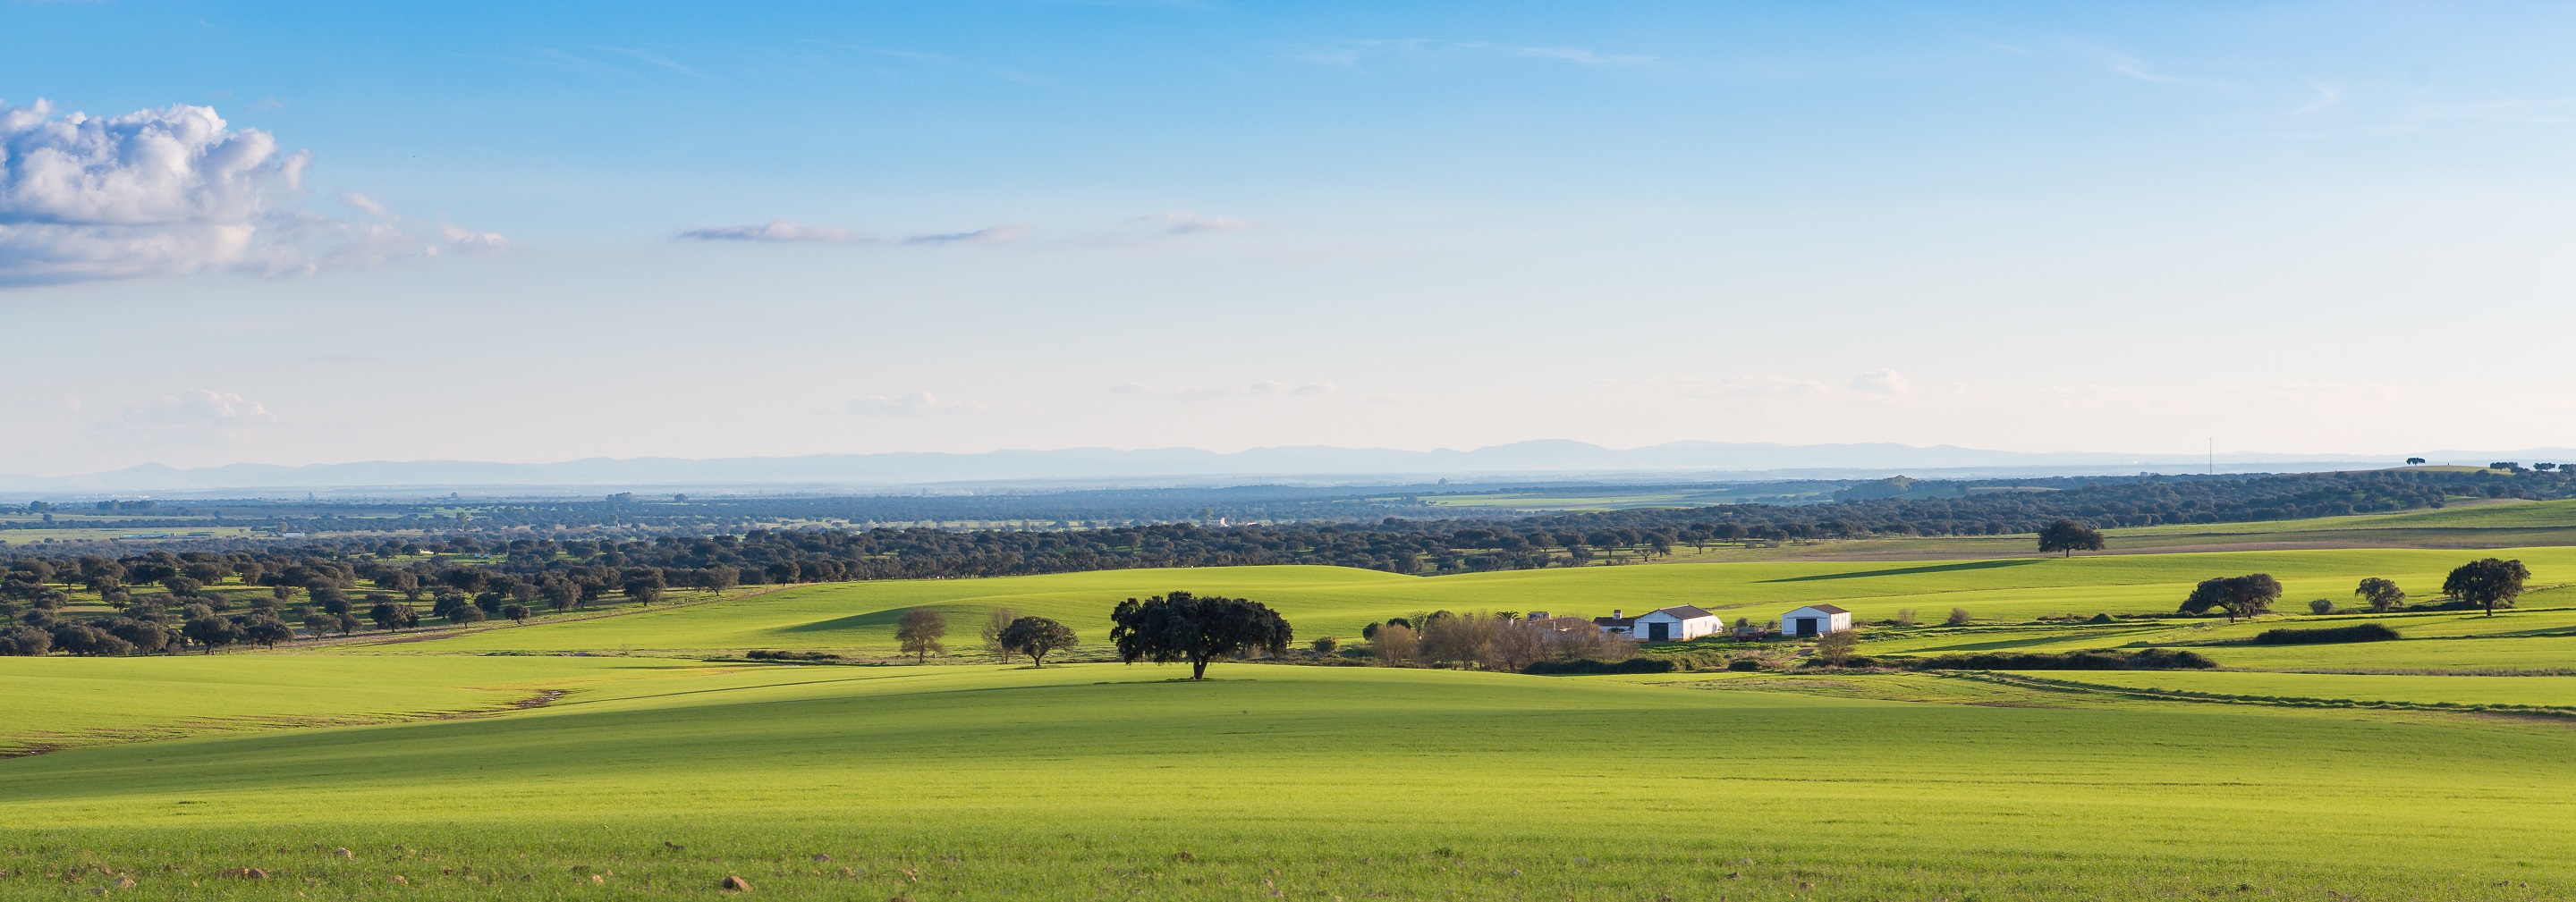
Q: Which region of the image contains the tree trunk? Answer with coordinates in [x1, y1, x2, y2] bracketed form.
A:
[1191, 656, 1208, 680]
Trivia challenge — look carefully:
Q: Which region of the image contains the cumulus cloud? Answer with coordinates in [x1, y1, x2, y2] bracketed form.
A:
[675, 219, 868, 243]
[0, 99, 504, 288]
[903, 223, 1030, 246]
[1849, 369, 1911, 396]
[90, 389, 277, 447]
[845, 391, 984, 417]
[1112, 381, 1337, 401]
[1135, 211, 1249, 235]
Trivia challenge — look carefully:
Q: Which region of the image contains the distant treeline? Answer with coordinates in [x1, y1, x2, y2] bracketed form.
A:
[6, 471, 2570, 601]
[1543, 468, 2574, 536]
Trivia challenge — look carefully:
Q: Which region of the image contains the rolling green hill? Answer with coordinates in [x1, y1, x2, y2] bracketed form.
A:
[4, 663, 2570, 900]
[386, 547, 2576, 655]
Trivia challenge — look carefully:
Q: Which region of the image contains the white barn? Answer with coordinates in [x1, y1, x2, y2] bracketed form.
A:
[1781, 604, 1852, 637]
[1629, 605, 1723, 642]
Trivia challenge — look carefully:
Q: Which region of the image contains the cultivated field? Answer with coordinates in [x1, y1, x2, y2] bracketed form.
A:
[7, 511, 2576, 899]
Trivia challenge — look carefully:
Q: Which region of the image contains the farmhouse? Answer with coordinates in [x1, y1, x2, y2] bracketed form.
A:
[1595, 606, 1723, 642]
[1630, 605, 1722, 642]
[1781, 604, 1852, 637]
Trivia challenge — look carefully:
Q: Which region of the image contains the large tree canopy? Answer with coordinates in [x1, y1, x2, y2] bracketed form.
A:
[2180, 573, 2284, 622]
[2444, 558, 2529, 617]
[2037, 518, 2106, 557]
[998, 615, 1079, 668]
[1109, 591, 1292, 680]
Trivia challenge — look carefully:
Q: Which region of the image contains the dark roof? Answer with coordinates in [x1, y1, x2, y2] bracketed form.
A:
[1791, 603, 1850, 615]
[1592, 616, 1634, 628]
[1642, 605, 1716, 620]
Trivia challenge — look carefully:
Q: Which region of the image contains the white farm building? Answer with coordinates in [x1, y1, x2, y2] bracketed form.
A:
[1781, 604, 1853, 637]
[1594, 605, 1723, 642]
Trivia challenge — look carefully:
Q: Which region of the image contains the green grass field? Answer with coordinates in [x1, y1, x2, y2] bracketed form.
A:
[13, 516, 2576, 899]
[6, 663, 2572, 900]
[379, 546, 2576, 655]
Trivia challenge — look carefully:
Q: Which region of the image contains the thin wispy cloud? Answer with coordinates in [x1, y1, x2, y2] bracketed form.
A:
[1513, 46, 1660, 67]
[2292, 83, 2341, 116]
[904, 223, 1030, 246]
[1134, 212, 1248, 235]
[845, 391, 986, 417]
[594, 46, 716, 81]
[2064, 42, 2228, 89]
[1287, 38, 1661, 70]
[89, 389, 278, 448]
[1112, 381, 1337, 402]
[677, 220, 869, 244]
[1959, 34, 2035, 55]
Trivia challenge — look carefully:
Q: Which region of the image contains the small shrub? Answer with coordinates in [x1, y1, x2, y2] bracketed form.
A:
[2250, 623, 2401, 645]
[1894, 608, 1918, 627]
[1725, 657, 1765, 671]
[2307, 598, 2335, 615]
[1945, 607, 1973, 626]
[746, 649, 843, 661]
[1310, 636, 1339, 653]
[2087, 612, 2113, 624]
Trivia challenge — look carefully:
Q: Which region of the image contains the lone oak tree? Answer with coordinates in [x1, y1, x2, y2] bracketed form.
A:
[997, 615, 1078, 668]
[1109, 591, 1293, 680]
[2444, 558, 2529, 617]
[2037, 518, 2106, 558]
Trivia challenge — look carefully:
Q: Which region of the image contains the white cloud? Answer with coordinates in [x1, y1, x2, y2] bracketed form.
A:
[1135, 211, 1249, 235]
[1849, 369, 1911, 396]
[904, 223, 1030, 246]
[1112, 381, 1337, 401]
[91, 389, 277, 447]
[0, 99, 504, 288]
[676, 219, 868, 243]
[845, 391, 985, 417]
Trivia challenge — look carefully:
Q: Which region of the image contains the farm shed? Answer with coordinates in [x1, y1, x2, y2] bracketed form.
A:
[1781, 604, 1852, 637]
[1629, 605, 1723, 642]
[1592, 610, 1636, 636]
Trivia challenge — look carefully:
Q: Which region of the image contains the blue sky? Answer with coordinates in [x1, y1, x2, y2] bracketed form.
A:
[4, 2, 2573, 474]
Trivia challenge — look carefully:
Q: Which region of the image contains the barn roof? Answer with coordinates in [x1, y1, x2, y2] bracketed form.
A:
[1788, 603, 1850, 614]
[1592, 615, 1634, 628]
[1644, 604, 1716, 620]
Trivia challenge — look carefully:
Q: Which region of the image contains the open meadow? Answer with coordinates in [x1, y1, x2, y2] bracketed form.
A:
[8, 512, 2576, 899]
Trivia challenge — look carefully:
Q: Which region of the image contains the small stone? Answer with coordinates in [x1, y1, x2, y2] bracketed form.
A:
[591, 874, 606, 884]
[835, 866, 855, 878]
[115, 877, 137, 889]
[391, 874, 408, 884]
[720, 874, 753, 891]
[222, 867, 268, 880]
[335, 847, 353, 859]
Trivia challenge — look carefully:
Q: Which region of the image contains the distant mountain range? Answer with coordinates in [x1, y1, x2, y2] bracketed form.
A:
[4, 441, 2569, 496]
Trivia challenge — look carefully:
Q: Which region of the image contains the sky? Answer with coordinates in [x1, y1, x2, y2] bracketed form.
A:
[4, 1, 2574, 476]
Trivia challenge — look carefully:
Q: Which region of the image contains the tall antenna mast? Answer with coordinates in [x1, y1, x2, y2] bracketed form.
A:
[2207, 438, 2215, 475]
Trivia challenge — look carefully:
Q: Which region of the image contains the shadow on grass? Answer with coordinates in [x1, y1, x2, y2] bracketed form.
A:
[1758, 559, 2043, 584]
[779, 609, 912, 634]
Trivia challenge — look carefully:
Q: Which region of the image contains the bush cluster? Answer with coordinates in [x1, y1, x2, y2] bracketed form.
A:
[2250, 623, 2402, 645]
